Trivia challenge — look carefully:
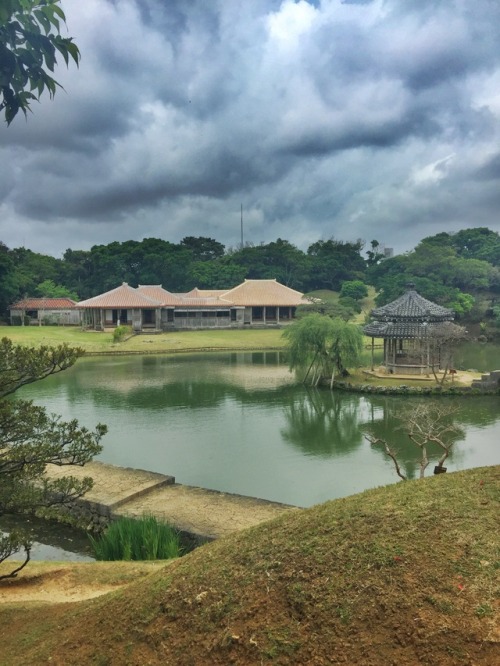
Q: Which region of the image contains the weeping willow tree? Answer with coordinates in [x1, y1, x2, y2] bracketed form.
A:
[283, 313, 364, 387]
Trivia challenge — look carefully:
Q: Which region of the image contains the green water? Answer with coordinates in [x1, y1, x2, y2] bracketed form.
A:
[455, 341, 500, 372]
[18, 351, 500, 509]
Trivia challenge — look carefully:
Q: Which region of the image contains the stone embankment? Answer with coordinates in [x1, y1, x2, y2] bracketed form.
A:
[471, 370, 500, 391]
[46, 461, 297, 544]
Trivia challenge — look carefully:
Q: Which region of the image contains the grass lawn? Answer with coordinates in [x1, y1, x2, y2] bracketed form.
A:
[0, 326, 287, 354]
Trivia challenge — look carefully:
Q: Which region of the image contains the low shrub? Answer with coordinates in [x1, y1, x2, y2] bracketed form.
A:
[89, 515, 182, 561]
[112, 325, 133, 343]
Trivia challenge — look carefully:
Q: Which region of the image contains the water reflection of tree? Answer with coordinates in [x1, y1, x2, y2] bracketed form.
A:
[281, 389, 365, 457]
[43, 353, 294, 411]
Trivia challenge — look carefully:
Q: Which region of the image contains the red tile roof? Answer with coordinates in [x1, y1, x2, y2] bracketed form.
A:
[11, 298, 77, 309]
[221, 280, 307, 306]
[184, 288, 228, 298]
[77, 280, 307, 309]
[137, 285, 182, 306]
[177, 296, 233, 308]
[78, 283, 161, 308]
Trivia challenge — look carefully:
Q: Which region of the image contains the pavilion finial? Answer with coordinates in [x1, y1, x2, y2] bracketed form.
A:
[406, 282, 416, 291]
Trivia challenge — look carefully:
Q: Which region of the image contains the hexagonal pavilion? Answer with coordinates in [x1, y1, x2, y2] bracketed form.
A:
[364, 284, 456, 375]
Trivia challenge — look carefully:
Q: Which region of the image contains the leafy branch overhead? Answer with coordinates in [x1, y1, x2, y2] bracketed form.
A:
[0, 338, 106, 579]
[0, 337, 84, 397]
[0, 0, 79, 124]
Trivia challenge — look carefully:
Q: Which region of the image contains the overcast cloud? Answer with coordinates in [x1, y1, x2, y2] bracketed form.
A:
[1, 0, 500, 257]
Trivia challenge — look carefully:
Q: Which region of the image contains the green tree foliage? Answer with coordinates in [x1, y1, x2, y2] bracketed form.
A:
[8, 246, 62, 299]
[338, 295, 362, 314]
[180, 236, 225, 262]
[60, 248, 93, 297]
[0, 242, 18, 316]
[367, 232, 498, 317]
[296, 300, 355, 322]
[0, 338, 106, 578]
[283, 313, 363, 387]
[339, 280, 368, 301]
[0, 0, 80, 124]
[307, 239, 366, 291]
[451, 227, 500, 266]
[35, 278, 78, 300]
[187, 257, 247, 290]
[365, 239, 385, 266]
[229, 239, 309, 289]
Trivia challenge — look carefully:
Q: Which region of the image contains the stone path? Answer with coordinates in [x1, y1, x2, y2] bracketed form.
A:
[46, 461, 297, 541]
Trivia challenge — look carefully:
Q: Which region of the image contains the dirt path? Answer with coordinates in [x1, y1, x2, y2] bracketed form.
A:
[0, 573, 115, 603]
[0, 561, 161, 604]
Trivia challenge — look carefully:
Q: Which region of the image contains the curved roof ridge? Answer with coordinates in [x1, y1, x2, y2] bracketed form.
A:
[78, 282, 162, 308]
[222, 279, 305, 299]
[370, 288, 454, 322]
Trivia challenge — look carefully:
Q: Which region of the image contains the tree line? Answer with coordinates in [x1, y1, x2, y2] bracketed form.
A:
[1, 227, 500, 324]
[0, 236, 366, 312]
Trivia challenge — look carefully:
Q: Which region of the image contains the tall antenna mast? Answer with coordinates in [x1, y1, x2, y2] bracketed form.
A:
[240, 203, 244, 248]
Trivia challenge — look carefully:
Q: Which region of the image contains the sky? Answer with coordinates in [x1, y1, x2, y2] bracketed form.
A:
[1, 0, 500, 259]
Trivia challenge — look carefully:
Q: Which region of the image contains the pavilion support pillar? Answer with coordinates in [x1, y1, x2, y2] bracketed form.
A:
[371, 337, 374, 371]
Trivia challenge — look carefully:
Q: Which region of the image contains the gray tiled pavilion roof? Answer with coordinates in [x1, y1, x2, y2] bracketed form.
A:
[365, 321, 441, 339]
[364, 286, 455, 339]
[370, 288, 454, 322]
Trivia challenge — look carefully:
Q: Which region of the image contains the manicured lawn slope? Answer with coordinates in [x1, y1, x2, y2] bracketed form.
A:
[0, 326, 286, 353]
[2, 466, 498, 665]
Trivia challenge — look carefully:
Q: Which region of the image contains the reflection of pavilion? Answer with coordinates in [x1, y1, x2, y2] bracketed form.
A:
[364, 284, 456, 375]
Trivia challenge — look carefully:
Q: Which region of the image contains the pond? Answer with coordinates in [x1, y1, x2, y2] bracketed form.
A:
[0, 514, 94, 562]
[17, 350, 500, 511]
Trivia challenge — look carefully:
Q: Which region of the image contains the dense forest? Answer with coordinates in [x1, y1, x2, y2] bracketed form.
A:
[1, 227, 500, 327]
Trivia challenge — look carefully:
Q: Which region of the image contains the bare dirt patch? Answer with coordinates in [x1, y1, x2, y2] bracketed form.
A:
[0, 561, 161, 605]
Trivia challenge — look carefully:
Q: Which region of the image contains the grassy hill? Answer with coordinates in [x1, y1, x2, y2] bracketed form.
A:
[1, 466, 498, 665]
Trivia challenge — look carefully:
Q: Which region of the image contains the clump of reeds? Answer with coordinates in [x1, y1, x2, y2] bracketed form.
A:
[89, 515, 182, 561]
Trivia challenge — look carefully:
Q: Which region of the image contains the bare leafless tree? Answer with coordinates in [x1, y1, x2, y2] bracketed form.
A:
[427, 322, 467, 386]
[364, 404, 465, 480]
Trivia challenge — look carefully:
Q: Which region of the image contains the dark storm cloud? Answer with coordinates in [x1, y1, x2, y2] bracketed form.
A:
[474, 153, 500, 182]
[0, 0, 499, 256]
